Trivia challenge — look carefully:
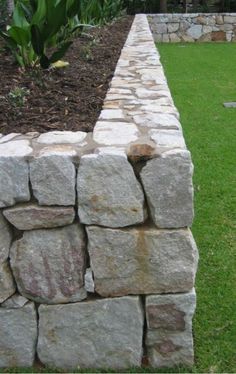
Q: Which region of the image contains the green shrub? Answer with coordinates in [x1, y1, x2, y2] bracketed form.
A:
[0, 0, 82, 68]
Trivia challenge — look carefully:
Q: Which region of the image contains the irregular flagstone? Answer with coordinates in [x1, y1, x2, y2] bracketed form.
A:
[146, 289, 196, 368]
[93, 121, 139, 145]
[0, 261, 16, 303]
[84, 268, 95, 293]
[0, 302, 37, 367]
[10, 224, 87, 304]
[133, 113, 181, 129]
[3, 204, 75, 230]
[150, 129, 186, 149]
[37, 296, 144, 369]
[0, 211, 12, 262]
[77, 154, 146, 227]
[30, 155, 76, 206]
[0, 157, 30, 208]
[86, 226, 198, 296]
[36, 131, 87, 144]
[140, 150, 194, 228]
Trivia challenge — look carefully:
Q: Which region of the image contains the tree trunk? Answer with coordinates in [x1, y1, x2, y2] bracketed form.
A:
[159, 0, 167, 12]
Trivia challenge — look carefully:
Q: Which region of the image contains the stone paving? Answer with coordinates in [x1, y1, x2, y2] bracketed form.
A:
[0, 15, 198, 369]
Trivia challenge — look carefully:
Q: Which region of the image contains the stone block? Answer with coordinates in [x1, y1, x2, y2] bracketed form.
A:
[0, 302, 37, 367]
[3, 204, 75, 230]
[10, 224, 87, 304]
[168, 23, 179, 33]
[154, 23, 167, 34]
[86, 226, 198, 297]
[140, 150, 194, 228]
[30, 155, 76, 206]
[187, 25, 202, 39]
[1, 293, 28, 308]
[146, 289, 196, 368]
[0, 158, 30, 208]
[37, 296, 144, 369]
[0, 261, 16, 303]
[211, 31, 226, 41]
[77, 154, 146, 227]
[0, 212, 12, 262]
[169, 33, 181, 43]
[224, 15, 236, 24]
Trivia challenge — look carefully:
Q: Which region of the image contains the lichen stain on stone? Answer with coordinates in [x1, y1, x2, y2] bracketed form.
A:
[154, 339, 181, 357]
[147, 303, 186, 331]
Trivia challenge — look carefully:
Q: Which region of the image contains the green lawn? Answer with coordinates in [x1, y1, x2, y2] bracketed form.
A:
[157, 43, 236, 373]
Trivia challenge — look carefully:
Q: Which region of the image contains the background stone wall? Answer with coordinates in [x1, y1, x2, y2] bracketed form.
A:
[148, 13, 236, 42]
[0, 15, 198, 370]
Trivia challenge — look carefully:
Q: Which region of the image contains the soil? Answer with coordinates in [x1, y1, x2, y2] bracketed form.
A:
[0, 16, 133, 135]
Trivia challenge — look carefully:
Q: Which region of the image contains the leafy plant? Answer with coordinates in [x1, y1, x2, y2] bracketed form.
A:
[8, 86, 30, 107]
[0, 0, 83, 68]
[78, 0, 123, 25]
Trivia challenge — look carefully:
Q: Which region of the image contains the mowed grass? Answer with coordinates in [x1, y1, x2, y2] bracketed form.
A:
[157, 43, 236, 373]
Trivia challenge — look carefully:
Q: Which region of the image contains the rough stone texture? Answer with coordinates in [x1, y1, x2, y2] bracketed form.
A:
[1, 293, 28, 308]
[3, 204, 75, 230]
[0, 158, 30, 208]
[0, 302, 37, 367]
[140, 150, 194, 228]
[146, 289, 196, 368]
[93, 121, 139, 145]
[0, 261, 16, 303]
[10, 224, 87, 304]
[30, 155, 76, 206]
[77, 154, 146, 227]
[149, 13, 236, 42]
[0, 211, 12, 262]
[37, 296, 144, 369]
[87, 226, 198, 296]
[36, 131, 87, 144]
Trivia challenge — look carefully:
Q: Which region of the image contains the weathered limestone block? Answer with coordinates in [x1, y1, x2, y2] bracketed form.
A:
[168, 23, 179, 33]
[212, 31, 226, 41]
[187, 25, 202, 39]
[77, 154, 146, 227]
[10, 224, 87, 304]
[224, 15, 236, 24]
[146, 289, 196, 368]
[30, 155, 76, 206]
[3, 204, 75, 230]
[0, 212, 12, 262]
[0, 302, 37, 367]
[36, 131, 87, 144]
[140, 150, 194, 228]
[150, 129, 186, 149]
[0, 261, 16, 303]
[0, 158, 30, 208]
[86, 226, 198, 296]
[37, 296, 144, 369]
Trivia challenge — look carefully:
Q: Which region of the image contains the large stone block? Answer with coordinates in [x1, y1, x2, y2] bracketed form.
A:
[86, 226, 198, 296]
[0, 302, 37, 367]
[77, 154, 146, 227]
[3, 204, 75, 230]
[37, 296, 144, 369]
[0, 158, 30, 208]
[146, 289, 196, 368]
[30, 155, 76, 206]
[0, 212, 12, 262]
[10, 224, 87, 304]
[140, 150, 194, 228]
[0, 261, 16, 303]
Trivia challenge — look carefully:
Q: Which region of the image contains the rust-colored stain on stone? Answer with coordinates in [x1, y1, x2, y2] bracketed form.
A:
[128, 143, 156, 163]
[147, 303, 186, 331]
[211, 31, 226, 41]
[154, 339, 181, 357]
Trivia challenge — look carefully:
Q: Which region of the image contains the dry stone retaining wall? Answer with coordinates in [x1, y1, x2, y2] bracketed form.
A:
[0, 15, 198, 369]
[148, 13, 236, 42]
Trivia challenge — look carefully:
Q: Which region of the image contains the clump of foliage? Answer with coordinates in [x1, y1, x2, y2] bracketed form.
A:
[78, 0, 124, 25]
[0, 0, 87, 68]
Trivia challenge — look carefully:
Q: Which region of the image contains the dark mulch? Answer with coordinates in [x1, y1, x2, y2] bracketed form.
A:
[0, 16, 133, 135]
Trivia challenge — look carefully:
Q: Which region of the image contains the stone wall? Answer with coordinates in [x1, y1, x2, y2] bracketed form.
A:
[0, 15, 198, 370]
[148, 13, 236, 42]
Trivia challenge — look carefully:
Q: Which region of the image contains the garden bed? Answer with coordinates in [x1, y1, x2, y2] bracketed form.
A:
[0, 16, 133, 134]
